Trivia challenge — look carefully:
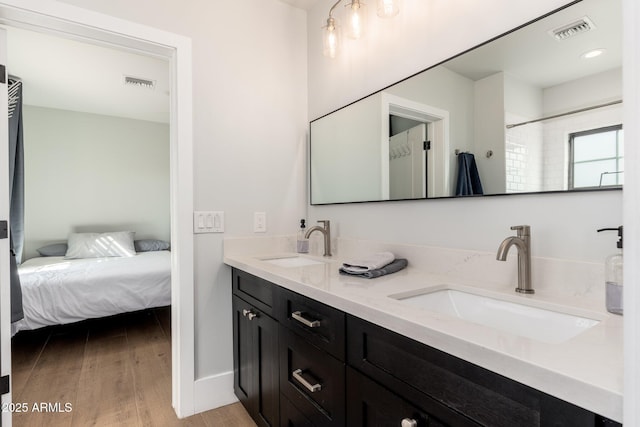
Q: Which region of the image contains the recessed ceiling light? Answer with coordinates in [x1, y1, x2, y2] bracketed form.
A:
[581, 48, 606, 59]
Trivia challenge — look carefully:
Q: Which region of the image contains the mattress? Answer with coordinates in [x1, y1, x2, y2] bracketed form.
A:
[12, 251, 171, 334]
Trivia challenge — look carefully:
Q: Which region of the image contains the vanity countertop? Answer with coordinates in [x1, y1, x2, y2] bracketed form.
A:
[223, 250, 623, 423]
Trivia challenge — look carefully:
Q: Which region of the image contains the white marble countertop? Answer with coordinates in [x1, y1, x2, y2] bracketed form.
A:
[224, 242, 623, 422]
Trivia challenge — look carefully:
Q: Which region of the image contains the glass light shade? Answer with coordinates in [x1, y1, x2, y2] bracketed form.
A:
[345, 1, 367, 40]
[377, 0, 400, 18]
[322, 18, 340, 58]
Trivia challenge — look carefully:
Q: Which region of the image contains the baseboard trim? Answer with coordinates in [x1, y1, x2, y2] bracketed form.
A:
[193, 371, 238, 414]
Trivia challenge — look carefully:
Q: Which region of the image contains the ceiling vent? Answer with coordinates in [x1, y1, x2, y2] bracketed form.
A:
[123, 75, 156, 90]
[549, 16, 596, 41]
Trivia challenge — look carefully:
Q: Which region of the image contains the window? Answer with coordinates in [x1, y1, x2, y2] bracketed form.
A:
[569, 125, 623, 189]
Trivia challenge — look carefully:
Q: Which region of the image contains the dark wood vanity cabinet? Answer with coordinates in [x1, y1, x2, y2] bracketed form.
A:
[279, 326, 345, 426]
[276, 287, 346, 427]
[346, 315, 621, 427]
[280, 395, 315, 427]
[346, 366, 454, 427]
[274, 286, 345, 360]
[232, 271, 279, 427]
[231, 268, 622, 427]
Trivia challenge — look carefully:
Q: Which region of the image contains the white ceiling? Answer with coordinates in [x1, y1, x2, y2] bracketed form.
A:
[5, 26, 170, 123]
[278, 0, 320, 11]
[443, 0, 621, 89]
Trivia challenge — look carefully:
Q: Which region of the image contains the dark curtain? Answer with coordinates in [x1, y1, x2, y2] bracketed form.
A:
[8, 76, 24, 322]
[455, 152, 484, 196]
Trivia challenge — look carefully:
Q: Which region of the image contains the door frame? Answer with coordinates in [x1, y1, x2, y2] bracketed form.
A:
[381, 92, 450, 199]
[0, 26, 9, 427]
[0, 0, 195, 421]
[388, 123, 427, 199]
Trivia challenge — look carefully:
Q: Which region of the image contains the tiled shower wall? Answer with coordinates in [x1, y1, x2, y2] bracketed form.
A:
[505, 105, 623, 193]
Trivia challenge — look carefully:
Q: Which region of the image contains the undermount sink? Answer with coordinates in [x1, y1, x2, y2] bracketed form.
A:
[260, 255, 326, 268]
[390, 287, 600, 344]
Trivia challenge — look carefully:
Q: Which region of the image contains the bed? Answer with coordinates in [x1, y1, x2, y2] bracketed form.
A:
[12, 250, 171, 335]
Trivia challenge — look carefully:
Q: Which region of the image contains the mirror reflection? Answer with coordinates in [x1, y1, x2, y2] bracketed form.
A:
[310, 0, 622, 204]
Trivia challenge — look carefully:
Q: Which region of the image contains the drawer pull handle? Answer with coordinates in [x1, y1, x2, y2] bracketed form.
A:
[292, 369, 322, 393]
[401, 419, 418, 427]
[242, 309, 257, 320]
[292, 311, 320, 328]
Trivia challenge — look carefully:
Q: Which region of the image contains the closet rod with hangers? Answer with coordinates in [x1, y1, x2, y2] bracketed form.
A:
[505, 99, 622, 129]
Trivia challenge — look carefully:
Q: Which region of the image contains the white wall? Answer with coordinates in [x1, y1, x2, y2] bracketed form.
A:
[311, 93, 382, 203]
[22, 105, 170, 259]
[543, 67, 623, 115]
[56, 0, 308, 388]
[622, 0, 640, 423]
[308, 0, 622, 265]
[474, 73, 505, 194]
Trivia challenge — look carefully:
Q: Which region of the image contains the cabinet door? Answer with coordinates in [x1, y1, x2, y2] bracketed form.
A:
[347, 367, 454, 427]
[233, 295, 279, 427]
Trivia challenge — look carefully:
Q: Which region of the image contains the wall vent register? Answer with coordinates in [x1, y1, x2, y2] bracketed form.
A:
[549, 16, 596, 41]
[123, 75, 156, 90]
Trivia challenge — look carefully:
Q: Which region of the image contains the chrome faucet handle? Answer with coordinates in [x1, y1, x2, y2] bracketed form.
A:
[318, 220, 330, 227]
[510, 225, 530, 237]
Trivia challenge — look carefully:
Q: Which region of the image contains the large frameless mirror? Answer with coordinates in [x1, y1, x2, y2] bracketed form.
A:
[310, 0, 622, 204]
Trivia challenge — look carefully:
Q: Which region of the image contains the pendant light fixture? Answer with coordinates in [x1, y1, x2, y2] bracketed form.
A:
[322, 18, 340, 58]
[322, 0, 400, 58]
[322, 0, 342, 58]
[345, 0, 367, 40]
[377, 0, 400, 18]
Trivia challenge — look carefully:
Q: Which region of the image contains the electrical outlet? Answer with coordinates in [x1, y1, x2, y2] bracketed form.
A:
[254, 212, 267, 233]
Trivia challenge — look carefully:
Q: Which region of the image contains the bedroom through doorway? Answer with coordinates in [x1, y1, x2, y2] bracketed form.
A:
[0, 3, 195, 423]
[6, 25, 175, 426]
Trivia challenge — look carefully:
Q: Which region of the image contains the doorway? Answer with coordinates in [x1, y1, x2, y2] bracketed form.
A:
[389, 122, 427, 200]
[0, 2, 195, 424]
[381, 92, 451, 199]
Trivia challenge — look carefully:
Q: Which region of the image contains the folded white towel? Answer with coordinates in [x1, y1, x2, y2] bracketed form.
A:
[342, 251, 395, 273]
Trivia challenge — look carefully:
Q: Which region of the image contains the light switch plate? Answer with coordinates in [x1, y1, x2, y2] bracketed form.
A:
[210, 211, 224, 232]
[254, 212, 266, 233]
[194, 211, 224, 233]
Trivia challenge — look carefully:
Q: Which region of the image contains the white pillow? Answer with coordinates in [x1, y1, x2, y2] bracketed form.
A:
[65, 231, 137, 259]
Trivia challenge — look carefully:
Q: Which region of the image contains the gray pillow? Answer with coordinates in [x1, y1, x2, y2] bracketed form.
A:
[134, 239, 170, 252]
[36, 243, 68, 257]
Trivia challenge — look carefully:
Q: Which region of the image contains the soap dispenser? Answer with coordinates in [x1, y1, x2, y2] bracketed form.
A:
[296, 219, 309, 253]
[597, 226, 623, 315]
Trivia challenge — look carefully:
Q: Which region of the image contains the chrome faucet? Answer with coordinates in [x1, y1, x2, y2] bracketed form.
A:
[496, 225, 533, 294]
[304, 220, 332, 257]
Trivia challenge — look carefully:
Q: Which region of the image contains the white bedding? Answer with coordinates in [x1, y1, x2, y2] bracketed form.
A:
[12, 251, 171, 334]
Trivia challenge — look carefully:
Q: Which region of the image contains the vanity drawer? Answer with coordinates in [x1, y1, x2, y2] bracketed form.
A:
[279, 325, 345, 427]
[275, 287, 345, 360]
[280, 396, 315, 427]
[232, 268, 274, 316]
[346, 315, 597, 427]
[347, 366, 466, 427]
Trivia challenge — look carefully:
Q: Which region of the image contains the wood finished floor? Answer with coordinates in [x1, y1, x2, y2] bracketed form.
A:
[11, 307, 256, 427]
